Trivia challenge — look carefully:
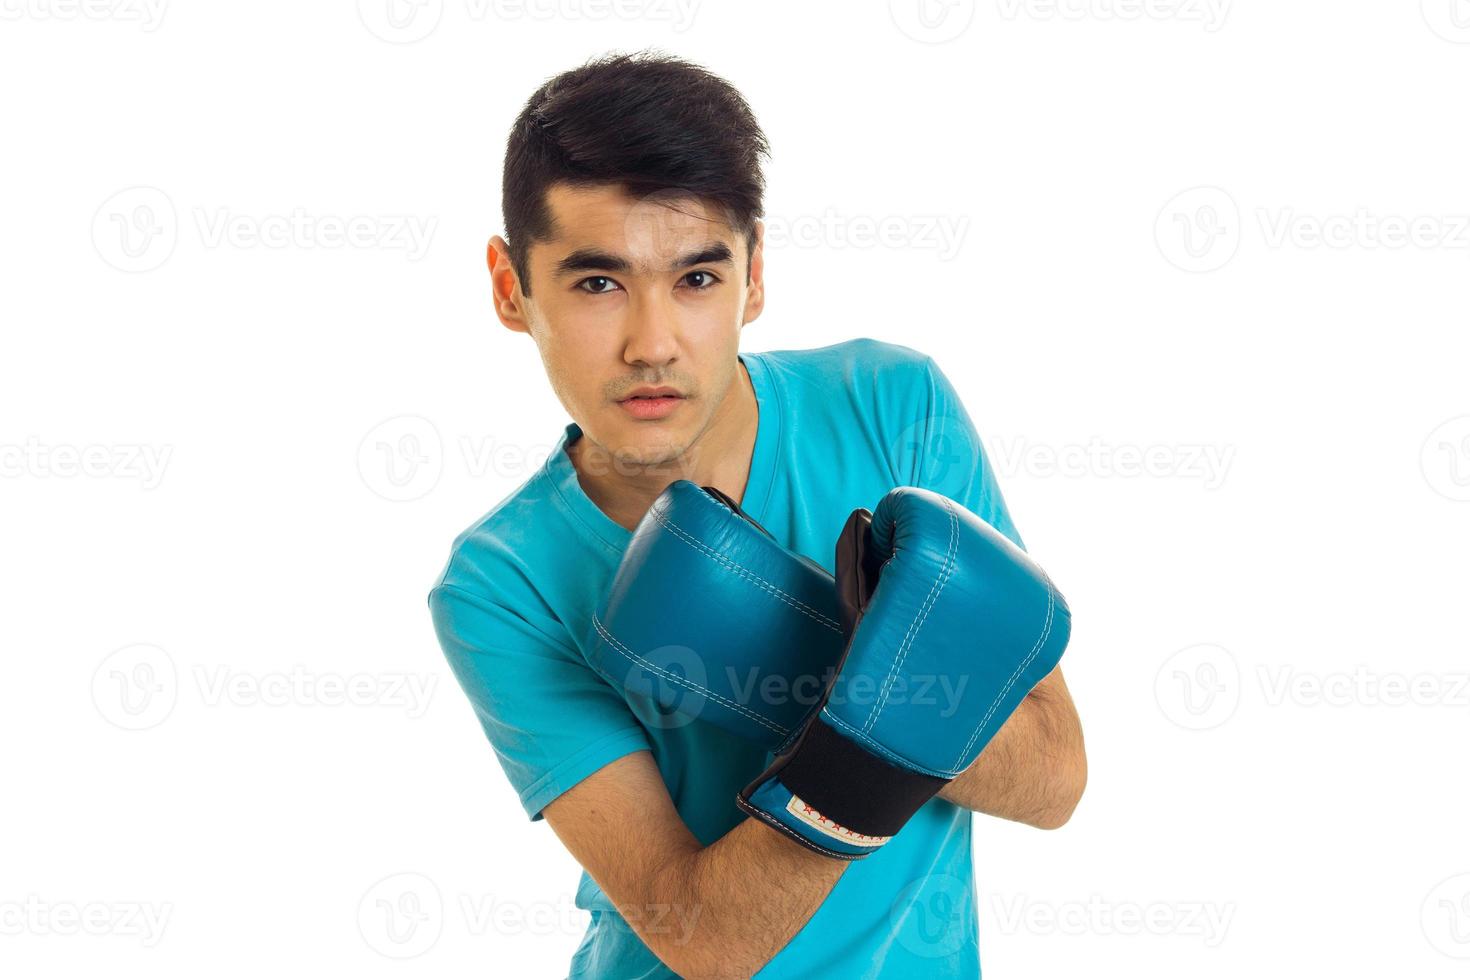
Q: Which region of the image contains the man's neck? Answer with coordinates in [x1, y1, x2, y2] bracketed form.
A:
[570, 361, 760, 531]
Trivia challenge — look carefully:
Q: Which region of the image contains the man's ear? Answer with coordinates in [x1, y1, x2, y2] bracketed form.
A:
[742, 219, 765, 326]
[487, 235, 531, 335]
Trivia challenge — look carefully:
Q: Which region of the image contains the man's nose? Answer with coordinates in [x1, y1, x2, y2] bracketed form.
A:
[622, 293, 680, 367]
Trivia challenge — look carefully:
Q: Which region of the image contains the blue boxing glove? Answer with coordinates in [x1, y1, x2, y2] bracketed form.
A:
[737, 486, 1072, 859]
[588, 480, 846, 748]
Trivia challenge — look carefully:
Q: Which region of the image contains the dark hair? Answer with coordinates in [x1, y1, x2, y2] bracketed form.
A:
[502, 50, 770, 296]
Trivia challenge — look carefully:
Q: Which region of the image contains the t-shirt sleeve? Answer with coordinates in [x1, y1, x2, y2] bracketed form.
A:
[905, 355, 1026, 551]
[429, 582, 652, 822]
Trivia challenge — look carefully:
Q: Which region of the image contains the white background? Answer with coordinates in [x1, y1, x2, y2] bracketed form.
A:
[3, 1, 1468, 977]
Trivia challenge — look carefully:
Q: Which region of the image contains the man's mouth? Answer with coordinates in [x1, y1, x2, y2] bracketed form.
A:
[621, 387, 682, 401]
[618, 390, 685, 420]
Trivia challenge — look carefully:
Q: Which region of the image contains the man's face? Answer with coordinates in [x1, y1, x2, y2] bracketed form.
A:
[509, 183, 763, 470]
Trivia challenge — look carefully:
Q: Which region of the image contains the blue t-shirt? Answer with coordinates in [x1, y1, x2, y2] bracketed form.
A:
[429, 338, 1022, 978]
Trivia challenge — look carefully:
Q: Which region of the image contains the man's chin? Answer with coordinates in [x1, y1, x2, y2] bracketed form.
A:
[616, 443, 695, 473]
[585, 425, 696, 476]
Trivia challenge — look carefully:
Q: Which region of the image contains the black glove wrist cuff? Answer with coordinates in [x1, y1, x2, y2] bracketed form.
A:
[759, 716, 949, 840]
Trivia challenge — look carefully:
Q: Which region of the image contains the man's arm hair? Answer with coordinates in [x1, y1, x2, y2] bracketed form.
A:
[542, 751, 848, 979]
[937, 665, 1087, 829]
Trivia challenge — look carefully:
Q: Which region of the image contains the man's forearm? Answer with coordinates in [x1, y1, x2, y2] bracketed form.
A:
[645, 667, 1086, 977]
[644, 819, 848, 979]
[937, 667, 1087, 828]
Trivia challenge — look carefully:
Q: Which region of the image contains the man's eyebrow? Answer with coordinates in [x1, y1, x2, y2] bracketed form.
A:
[552, 241, 735, 279]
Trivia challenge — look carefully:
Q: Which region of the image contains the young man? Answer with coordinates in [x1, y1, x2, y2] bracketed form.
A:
[429, 52, 1086, 978]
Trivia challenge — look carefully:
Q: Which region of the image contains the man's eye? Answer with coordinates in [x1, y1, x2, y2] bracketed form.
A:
[578, 276, 619, 294]
[684, 271, 720, 290]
